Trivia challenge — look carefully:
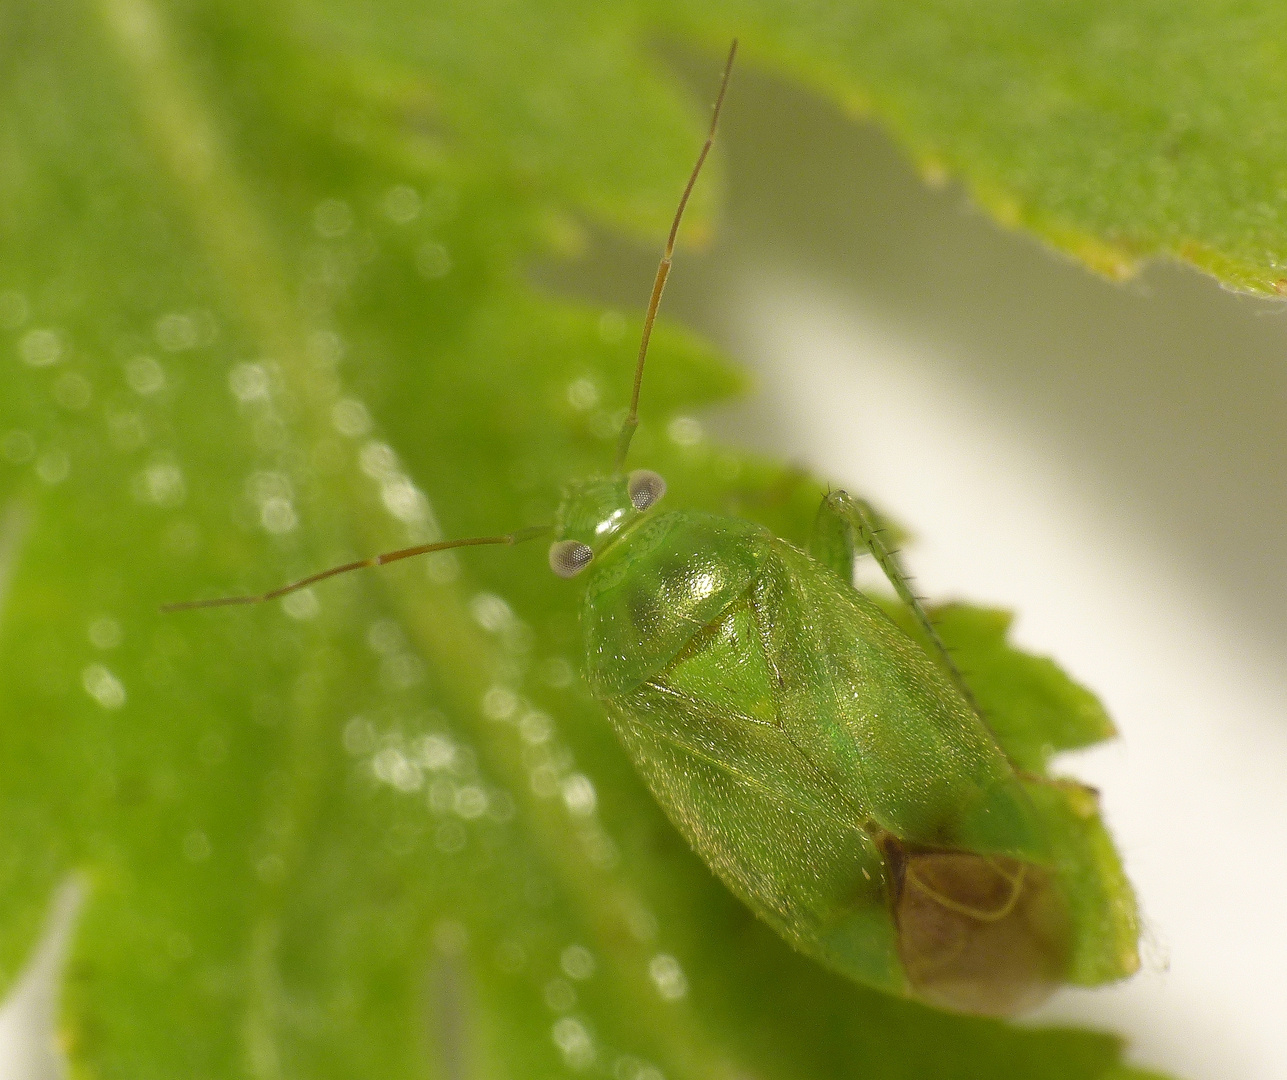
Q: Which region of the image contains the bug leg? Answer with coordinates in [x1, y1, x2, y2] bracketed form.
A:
[811, 491, 977, 711]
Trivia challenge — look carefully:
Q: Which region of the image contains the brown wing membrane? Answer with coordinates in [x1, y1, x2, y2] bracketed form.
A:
[882, 835, 1072, 1015]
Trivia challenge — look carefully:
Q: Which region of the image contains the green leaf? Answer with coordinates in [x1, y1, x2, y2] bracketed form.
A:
[0, 1, 1165, 1078]
[665, 0, 1287, 294]
[934, 604, 1118, 774]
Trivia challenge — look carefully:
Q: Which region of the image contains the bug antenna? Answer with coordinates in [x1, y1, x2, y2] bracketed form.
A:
[162, 525, 550, 612]
[614, 39, 737, 470]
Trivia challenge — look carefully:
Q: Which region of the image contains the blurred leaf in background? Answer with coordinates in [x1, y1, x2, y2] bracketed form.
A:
[9, 0, 1285, 1076]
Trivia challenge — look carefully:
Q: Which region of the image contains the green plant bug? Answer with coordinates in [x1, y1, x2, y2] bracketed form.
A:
[166, 39, 1139, 1016]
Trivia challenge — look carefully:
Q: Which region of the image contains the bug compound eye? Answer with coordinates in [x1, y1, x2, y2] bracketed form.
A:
[627, 469, 667, 512]
[549, 540, 594, 579]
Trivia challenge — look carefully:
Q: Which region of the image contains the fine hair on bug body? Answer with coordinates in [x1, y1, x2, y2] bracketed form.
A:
[166, 39, 1138, 1016]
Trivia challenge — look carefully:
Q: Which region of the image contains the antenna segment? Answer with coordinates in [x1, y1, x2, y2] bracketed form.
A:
[162, 526, 549, 611]
[613, 38, 738, 470]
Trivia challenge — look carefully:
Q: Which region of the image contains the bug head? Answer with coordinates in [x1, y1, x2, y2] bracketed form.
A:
[548, 469, 667, 578]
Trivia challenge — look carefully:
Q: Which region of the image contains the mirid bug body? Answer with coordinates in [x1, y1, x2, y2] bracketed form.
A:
[555, 478, 1071, 1014]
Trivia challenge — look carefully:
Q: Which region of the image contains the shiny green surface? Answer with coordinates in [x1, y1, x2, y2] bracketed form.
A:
[569, 494, 1134, 1013]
